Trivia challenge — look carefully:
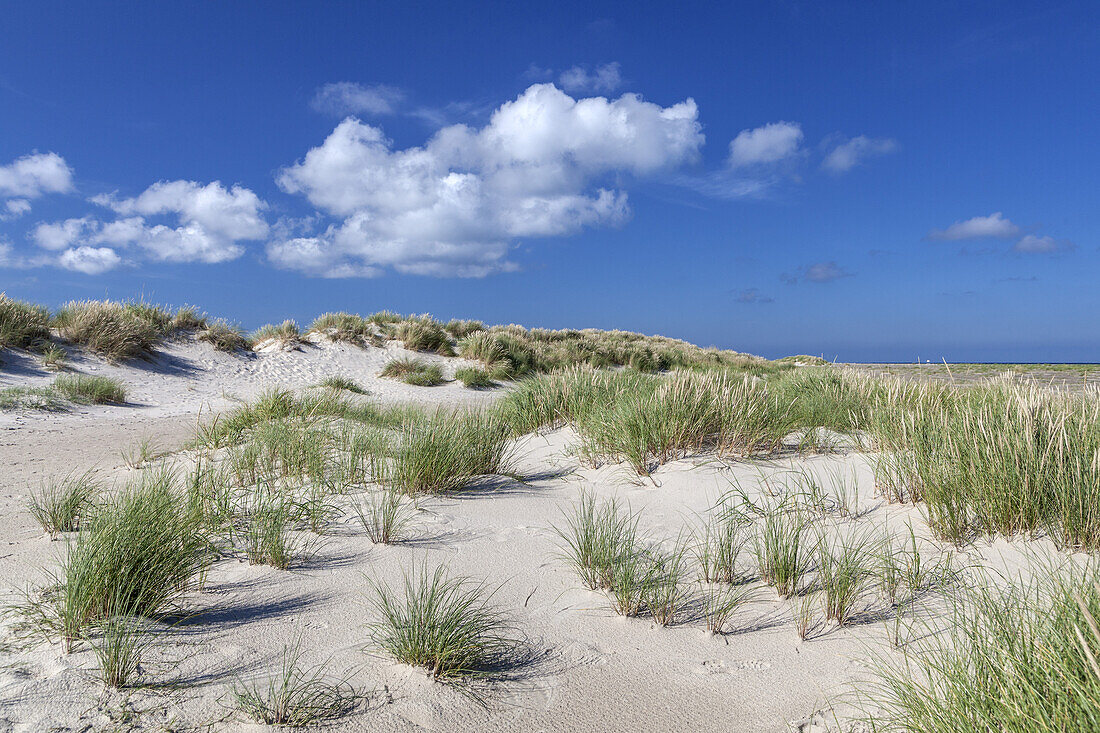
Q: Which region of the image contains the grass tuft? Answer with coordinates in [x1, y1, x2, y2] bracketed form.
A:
[27, 472, 99, 538]
[53, 374, 126, 404]
[233, 639, 359, 725]
[368, 564, 516, 680]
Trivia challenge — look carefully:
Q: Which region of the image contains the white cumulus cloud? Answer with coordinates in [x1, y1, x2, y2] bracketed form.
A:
[822, 135, 897, 172]
[91, 180, 268, 263]
[58, 246, 121, 275]
[558, 63, 622, 94]
[728, 121, 803, 167]
[273, 83, 702, 277]
[311, 82, 405, 117]
[927, 212, 1020, 241]
[0, 152, 74, 199]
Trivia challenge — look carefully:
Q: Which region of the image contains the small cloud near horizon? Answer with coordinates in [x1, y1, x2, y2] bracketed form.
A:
[734, 287, 774, 303]
[783, 260, 852, 284]
[927, 212, 1019, 241]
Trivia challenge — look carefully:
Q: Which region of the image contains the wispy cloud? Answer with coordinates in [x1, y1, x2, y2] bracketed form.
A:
[311, 82, 405, 116]
[557, 62, 622, 94]
[821, 135, 897, 172]
[1014, 233, 1074, 254]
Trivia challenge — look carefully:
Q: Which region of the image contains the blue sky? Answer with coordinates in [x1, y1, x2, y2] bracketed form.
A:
[1, 1, 1097, 362]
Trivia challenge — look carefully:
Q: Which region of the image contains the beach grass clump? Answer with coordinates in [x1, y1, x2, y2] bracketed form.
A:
[513, 368, 793, 475]
[555, 492, 644, 591]
[454, 366, 495, 389]
[385, 409, 513, 494]
[242, 492, 309, 569]
[866, 380, 1100, 549]
[233, 640, 358, 725]
[169, 306, 207, 331]
[695, 509, 752, 584]
[379, 357, 445, 386]
[702, 582, 758, 634]
[199, 319, 249, 352]
[319, 375, 368, 394]
[91, 616, 151, 688]
[753, 506, 812, 598]
[395, 315, 455, 356]
[354, 488, 416, 544]
[643, 542, 691, 625]
[308, 312, 374, 343]
[444, 318, 484, 340]
[52, 374, 126, 404]
[869, 561, 1100, 732]
[40, 343, 67, 369]
[48, 471, 210, 649]
[27, 472, 99, 538]
[368, 564, 516, 680]
[53, 299, 172, 360]
[816, 530, 877, 625]
[0, 293, 51, 349]
[251, 320, 302, 348]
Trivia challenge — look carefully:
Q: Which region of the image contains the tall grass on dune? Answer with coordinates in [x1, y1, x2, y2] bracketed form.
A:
[200, 319, 249, 352]
[52, 300, 172, 360]
[868, 561, 1100, 732]
[368, 564, 517, 680]
[379, 357, 445, 386]
[866, 380, 1100, 549]
[0, 293, 51, 348]
[251, 320, 302, 348]
[395, 315, 455, 356]
[308, 312, 376, 344]
[498, 368, 794, 475]
[385, 409, 515, 494]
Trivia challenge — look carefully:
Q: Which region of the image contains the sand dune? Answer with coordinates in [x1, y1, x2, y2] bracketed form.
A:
[0, 338, 1062, 731]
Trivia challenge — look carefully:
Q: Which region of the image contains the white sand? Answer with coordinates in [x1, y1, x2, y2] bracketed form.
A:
[0, 338, 1058, 731]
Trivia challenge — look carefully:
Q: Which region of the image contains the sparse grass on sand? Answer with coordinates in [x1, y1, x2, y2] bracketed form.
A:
[232, 640, 359, 725]
[368, 564, 517, 680]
